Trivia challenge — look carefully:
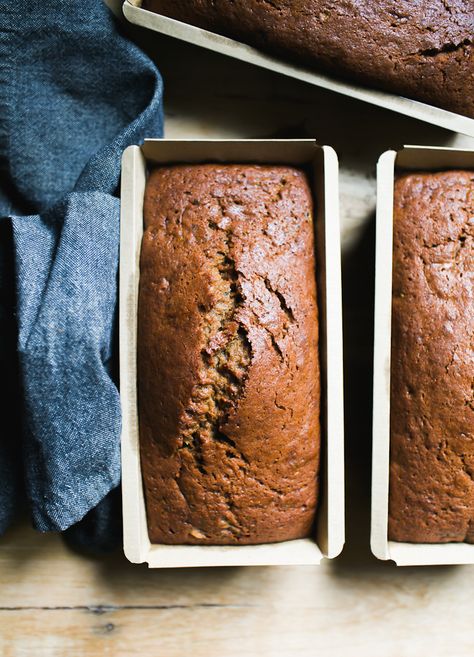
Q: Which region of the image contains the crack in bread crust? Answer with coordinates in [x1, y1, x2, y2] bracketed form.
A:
[180, 227, 252, 478]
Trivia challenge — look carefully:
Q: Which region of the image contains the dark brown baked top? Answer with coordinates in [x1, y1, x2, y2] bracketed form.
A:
[142, 0, 474, 118]
[389, 170, 474, 543]
[138, 164, 320, 544]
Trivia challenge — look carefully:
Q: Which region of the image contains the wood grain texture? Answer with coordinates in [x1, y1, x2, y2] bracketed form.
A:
[2, 523, 474, 656]
[2, 14, 474, 657]
[1, 603, 471, 657]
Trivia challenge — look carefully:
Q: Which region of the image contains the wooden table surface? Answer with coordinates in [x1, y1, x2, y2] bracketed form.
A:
[2, 13, 474, 656]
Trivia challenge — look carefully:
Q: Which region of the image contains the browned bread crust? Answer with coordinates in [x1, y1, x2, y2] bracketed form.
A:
[138, 164, 320, 544]
[142, 0, 474, 118]
[389, 170, 474, 543]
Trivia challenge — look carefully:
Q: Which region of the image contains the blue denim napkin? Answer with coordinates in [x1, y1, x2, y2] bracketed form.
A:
[0, 0, 163, 547]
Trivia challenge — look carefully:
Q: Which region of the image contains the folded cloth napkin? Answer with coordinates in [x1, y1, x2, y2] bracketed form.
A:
[0, 0, 163, 548]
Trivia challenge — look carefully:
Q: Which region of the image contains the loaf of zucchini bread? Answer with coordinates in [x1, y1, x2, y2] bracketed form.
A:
[138, 164, 320, 544]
